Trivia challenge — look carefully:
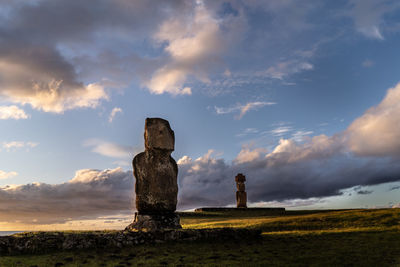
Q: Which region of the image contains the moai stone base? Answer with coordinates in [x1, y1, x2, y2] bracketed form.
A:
[126, 212, 182, 231]
[236, 191, 247, 209]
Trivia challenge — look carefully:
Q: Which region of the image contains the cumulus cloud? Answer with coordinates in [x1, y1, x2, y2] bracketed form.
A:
[84, 139, 133, 159]
[177, 145, 400, 210]
[108, 107, 122, 123]
[0, 170, 18, 179]
[0, 105, 29, 119]
[346, 82, 400, 157]
[0, 42, 108, 113]
[215, 101, 276, 119]
[0, 168, 133, 224]
[145, 1, 224, 95]
[234, 145, 267, 164]
[0, 0, 190, 112]
[176, 82, 400, 209]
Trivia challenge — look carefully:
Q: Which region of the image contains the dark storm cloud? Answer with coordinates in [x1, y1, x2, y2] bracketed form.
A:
[1, 152, 399, 224]
[176, 152, 400, 210]
[0, 168, 134, 224]
[0, 0, 189, 112]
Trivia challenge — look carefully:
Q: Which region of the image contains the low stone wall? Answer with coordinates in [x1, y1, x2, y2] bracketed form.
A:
[0, 228, 261, 255]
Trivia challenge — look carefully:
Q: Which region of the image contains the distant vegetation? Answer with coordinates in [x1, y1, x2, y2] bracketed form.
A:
[1, 208, 400, 266]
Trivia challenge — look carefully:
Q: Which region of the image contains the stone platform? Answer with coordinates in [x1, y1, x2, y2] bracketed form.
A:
[0, 228, 261, 255]
[194, 207, 286, 214]
[125, 212, 182, 231]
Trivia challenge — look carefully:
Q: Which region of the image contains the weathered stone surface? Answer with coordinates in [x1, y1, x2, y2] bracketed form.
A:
[126, 213, 181, 231]
[0, 228, 261, 255]
[130, 118, 180, 231]
[236, 191, 247, 208]
[235, 173, 247, 208]
[144, 118, 175, 151]
[133, 150, 178, 213]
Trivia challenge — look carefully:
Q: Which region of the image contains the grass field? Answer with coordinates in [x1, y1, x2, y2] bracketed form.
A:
[1, 208, 400, 266]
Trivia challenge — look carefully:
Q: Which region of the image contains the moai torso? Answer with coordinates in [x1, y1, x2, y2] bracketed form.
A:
[133, 118, 178, 214]
[235, 173, 247, 208]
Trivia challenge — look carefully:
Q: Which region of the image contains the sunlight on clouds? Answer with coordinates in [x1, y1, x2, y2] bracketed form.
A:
[234, 145, 267, 164]
[0, 105, 29, 120]
[0, 57, 108, 113]
[0, 167, 133, 225]
[0, 170, 18, 179]
[145, 1, 222, 95]
[0, 215, 132, 231]
[347, 82, 400, 157]
[146, 68, 192, 95]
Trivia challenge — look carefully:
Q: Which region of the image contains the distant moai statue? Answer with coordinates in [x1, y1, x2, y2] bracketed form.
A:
[126, 118, 181, 231]
[235, 173, 247, 208]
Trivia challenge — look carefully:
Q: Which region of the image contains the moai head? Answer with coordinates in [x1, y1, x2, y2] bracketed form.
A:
[235, 173, 246, 184]
[144, 118, 175, 151]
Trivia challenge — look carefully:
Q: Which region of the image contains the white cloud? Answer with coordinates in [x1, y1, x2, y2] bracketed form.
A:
[84, 139, 133, 159]
[215, 101, 276, 119]
[262, 60, 313, 80]
[177, 155, 193, 165]
[145, 1, 223, 95]
[269, 126, 293, 137]
[0, 105, 29, 120]
[0, 170, 17, 179]
[2, 141, 38, 151]
[266, 134, 345, 165]
[108, 107, 122, 123]
[234, 145, 267, 164]
[346, 82, 400, 157]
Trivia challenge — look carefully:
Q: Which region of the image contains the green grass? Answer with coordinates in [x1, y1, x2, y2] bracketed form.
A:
[1, 208, 400, 266]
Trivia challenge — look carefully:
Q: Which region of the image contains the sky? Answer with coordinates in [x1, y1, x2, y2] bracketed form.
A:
[0, 0, 400, 230]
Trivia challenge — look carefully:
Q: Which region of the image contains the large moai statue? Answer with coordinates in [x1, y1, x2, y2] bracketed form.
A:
[126, 118, 181, 231]
[235, 173, 247, 208]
